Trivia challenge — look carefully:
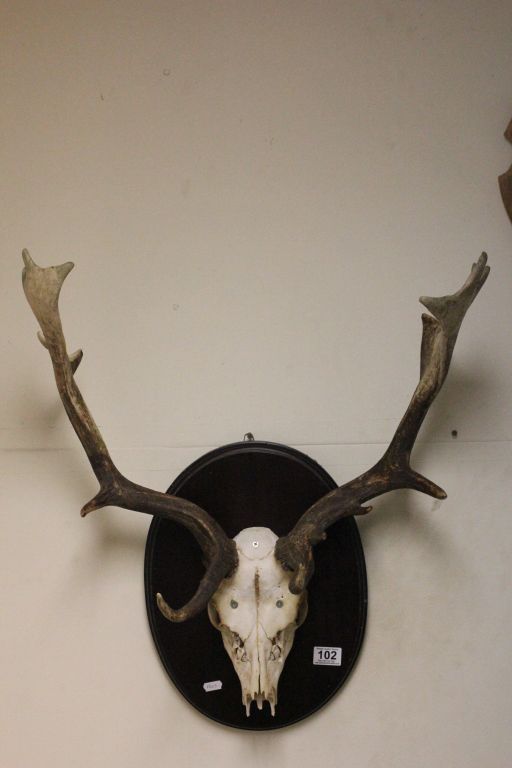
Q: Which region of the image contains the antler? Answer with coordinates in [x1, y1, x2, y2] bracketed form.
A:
[21, 250, 237, 621]
[499, 117, 512, 223]
[276, 253, 490, 593]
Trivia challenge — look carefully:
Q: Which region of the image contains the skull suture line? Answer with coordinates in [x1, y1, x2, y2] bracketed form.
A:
[22, 251, 489, 717]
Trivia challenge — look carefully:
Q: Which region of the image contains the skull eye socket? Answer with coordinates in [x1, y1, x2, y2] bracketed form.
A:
[296, 592, 309, 627]
[232, 633, 248, 662]
[207, 602, 222, 629]
[269, 644, 282, 661]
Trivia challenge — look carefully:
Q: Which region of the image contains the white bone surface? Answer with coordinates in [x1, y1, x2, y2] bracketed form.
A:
[208, 527, 307, 715]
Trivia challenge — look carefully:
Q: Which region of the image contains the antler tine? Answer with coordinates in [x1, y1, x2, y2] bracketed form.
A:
[385, 251, 490, 466]
[276, 254, 490, 594]
[22, 250, 237, 621]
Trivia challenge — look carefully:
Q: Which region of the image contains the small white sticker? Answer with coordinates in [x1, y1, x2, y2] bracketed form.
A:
[313, 646, 342, 666]
[203, 680, 223, 692]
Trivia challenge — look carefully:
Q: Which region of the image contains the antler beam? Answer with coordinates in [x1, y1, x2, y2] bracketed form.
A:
[276, 253, 490, 593]
[22, 250, 237, 621]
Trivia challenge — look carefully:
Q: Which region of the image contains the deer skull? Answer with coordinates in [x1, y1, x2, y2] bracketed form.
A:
[207, 527, 308, 716]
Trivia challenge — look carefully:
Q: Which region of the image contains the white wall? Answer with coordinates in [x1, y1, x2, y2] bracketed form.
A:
[1, 2, 511, 766]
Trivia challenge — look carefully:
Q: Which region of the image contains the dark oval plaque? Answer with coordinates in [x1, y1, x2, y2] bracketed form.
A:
[144, 440, 367, 730]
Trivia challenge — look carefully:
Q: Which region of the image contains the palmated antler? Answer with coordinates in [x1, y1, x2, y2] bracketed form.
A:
[276, 253, 490, 593]
[21, 250, 237, 621]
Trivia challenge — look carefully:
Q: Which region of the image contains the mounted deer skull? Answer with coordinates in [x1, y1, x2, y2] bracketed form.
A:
[205, 527, 308, 716]
[22, 250, 489, 716]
